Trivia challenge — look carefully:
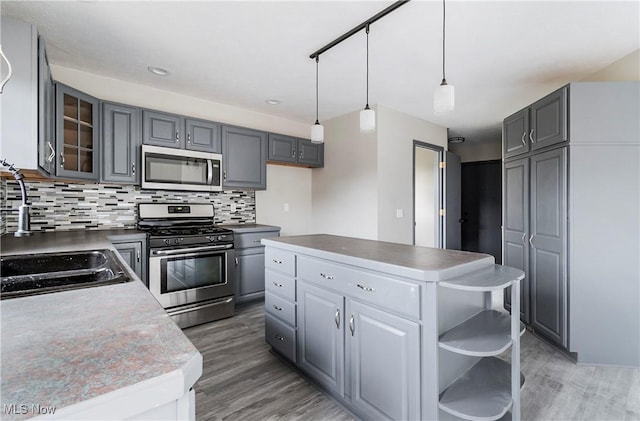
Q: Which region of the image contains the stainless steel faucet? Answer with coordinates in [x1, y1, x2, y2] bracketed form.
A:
[1, 159, 33, 237]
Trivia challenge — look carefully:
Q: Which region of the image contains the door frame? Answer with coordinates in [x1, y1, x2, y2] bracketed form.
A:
[412, 140, 444, 248]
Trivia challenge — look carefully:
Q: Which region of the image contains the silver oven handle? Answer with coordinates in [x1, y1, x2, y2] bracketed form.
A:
[207, 160, 213, 185]
[151, 244, 232, 256]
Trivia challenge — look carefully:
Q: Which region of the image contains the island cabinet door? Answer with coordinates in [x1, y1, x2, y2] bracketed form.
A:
[347, 300, 420, 421]
[297, 281, 345, 397]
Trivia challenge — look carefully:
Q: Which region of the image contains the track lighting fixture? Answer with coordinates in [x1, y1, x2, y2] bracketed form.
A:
[434, 0, 454, 113]
[360, 24, 375, 133]
[310, 56, 324, 144]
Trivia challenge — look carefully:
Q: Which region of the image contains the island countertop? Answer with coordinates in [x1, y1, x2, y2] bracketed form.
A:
[262, 234, 494, 282]
[0, 230, 202, 420]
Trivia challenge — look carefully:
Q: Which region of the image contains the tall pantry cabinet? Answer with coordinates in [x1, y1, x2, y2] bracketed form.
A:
[502, 82, 640, 367]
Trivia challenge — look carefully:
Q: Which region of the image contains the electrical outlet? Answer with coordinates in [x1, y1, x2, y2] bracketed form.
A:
[230, 203, 237, 212]
[396, 208, 404, 218]
[284, 203, 290, 212]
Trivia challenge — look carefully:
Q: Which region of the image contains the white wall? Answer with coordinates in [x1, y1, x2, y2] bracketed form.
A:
[376, 105, 447, 244]
[311, 109, 378, 240]
[582, 49, 640, 82]
[51, 66, 313, 235]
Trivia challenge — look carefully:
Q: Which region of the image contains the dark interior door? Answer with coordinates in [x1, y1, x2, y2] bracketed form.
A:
[461, 160, 502, 263]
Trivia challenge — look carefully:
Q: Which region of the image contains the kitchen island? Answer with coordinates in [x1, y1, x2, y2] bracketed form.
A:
[0, 231, 202, 420]
[262, 234, 524, 421]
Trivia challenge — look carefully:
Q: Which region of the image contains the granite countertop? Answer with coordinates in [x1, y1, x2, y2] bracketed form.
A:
[0, 230, 202, 420]
[263, 234, 494, 282]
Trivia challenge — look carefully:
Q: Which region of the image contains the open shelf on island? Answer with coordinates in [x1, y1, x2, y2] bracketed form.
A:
[440, 265, 524, 292]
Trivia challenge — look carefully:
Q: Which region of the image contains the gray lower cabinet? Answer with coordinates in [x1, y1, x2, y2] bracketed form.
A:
[101, 102, 140, 184]
[503, 147, 567, 348]
[503, 86, 568, 159]
[348, 300, 420, 421]
[111, 237, 147, 286]
[222, 125, 267, 190]
[268, 133, 324, 168]
[297, 281, 345, 396]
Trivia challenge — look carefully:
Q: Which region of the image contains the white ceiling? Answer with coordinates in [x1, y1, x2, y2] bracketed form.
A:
[2, 1, 638, 144]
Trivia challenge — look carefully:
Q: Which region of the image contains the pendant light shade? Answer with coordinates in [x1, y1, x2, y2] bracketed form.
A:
[434, 0, 454, 114]
[310, 56, 324, 144]
[434, 79, 455, 113]
[311, 121, 324, 143]
[360, 24, 375, 133]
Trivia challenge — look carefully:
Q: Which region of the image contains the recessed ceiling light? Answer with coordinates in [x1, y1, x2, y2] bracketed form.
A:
[265, 99, 281, 105]
[147, 66, 169, 76]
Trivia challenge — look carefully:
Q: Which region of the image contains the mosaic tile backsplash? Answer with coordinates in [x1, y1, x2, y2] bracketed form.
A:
[0, 180, 256, 235]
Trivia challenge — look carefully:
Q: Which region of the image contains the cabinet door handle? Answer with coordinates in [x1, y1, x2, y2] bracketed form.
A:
[349, 315, 355, 336]
[272, 281, 283, 288]
[235, 257, 238, 266]
[299, 150, 303, 159]
[335, 308, 340, 329]
[136, 250, 140, 262]
[521, 132, 527, 146]
[521, 233, 527, 245]
[529, 234, 535, 248]
[176, 131, 180, 142]
[529, 129, 535, 143]
[272, 259, 282, 264]
[187, 132, 191, 144]
[292, 149, 296, 158]
[357, 283, 375, 292]
[131, 162, 136, 175]
[320, 273, 334, 280]
[60, 153, 65, 168]
[0, 46, 13, 93]
[223, 170, 227, 181]
[47, 142, 55, 162]
[274, 334, 285, 341]
[273, 305, 283, 311]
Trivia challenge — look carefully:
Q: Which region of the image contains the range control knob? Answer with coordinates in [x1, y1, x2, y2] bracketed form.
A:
[207, 236, 215, 242]
[217, 235, 224, 241]
[164, 239, 170, 245]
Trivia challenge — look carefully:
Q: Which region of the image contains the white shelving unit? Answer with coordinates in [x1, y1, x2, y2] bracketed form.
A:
[438, 265, 524, 421]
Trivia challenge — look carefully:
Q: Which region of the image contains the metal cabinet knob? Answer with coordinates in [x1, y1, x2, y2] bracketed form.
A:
[273, 305, 283, 311]
[335, 308, 340, 329]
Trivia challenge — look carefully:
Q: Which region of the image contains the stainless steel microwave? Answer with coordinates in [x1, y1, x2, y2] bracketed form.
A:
[141, 145, 222, 192]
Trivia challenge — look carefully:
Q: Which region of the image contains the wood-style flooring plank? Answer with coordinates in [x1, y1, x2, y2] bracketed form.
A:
[185, 302, 640, 421]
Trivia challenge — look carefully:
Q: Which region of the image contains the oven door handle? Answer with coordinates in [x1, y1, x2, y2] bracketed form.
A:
[151, 244, 232, 256]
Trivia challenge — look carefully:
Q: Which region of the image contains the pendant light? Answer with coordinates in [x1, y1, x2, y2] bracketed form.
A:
[434, 0, 454, 113]
[360, 24, 375, 133]
[311, 56, 325, 143]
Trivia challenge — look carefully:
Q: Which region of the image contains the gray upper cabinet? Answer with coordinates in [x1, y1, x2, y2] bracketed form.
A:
[55, 83, 100, 180]
[38, 36, 55, 175]
[222, 125, 267, 190]
[101, 102, 140, 184]
[142, 110, 184, 149]
[503, 109, 529, 159]
[268, 133, 324, 167]
[503, 86, 568, 159]
[530, 88, 568, 151]
[185, 118, 221, 153]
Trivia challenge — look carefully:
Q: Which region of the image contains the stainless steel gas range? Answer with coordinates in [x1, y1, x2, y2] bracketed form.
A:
[138, 203, 235, 328]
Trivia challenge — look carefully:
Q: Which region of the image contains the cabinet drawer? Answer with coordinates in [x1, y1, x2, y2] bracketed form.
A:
[265, 248, 295, 276]
[236, 231, 279, 249]
[347, 272, 421, 320]
[298, 255, 420, 320]
[265, 313, 296, 362]
[265, 292, 296, 326]
[265, 269, 295, 301]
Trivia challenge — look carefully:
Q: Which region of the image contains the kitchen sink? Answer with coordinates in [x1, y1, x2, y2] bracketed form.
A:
[1, 249, 132, 299]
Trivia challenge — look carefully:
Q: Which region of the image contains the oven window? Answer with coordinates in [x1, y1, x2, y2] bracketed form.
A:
[145, 153, 209, 185]
[161, 253, 225, 293]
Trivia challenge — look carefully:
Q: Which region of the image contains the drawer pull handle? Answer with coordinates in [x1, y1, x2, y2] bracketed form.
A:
[349, 315, 355, 336]
[273, 305, 283, 311]
[272, 281, 283, 288]
[335, 308, 340, 329]
[274, 334, 285, 341]
[253, 240, 262, 243]
[320, 273, 334, 280]
[272, 259, 282, 264]
[357, 284, 375, 292]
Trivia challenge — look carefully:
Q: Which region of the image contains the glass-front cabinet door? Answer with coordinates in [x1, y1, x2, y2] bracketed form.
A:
[55, 83, 99, 180]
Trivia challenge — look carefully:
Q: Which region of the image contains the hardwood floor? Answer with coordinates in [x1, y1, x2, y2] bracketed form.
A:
[184, 302, 640, 421]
